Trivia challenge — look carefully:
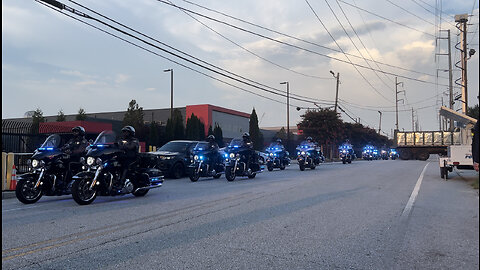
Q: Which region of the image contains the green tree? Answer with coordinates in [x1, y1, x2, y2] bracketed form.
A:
[297, 108, 344, 146]
[207, 125, 214, 137]
[123, 100, 147, 140]
[32, 108, 45, 126]
[185, 113, 206, 140]
[213, 123, 224, 147]
[76, 108, 87, 121]
[249, 108, 264, 150]
[56, 109, 66, 122]
[165, 108, 185, 141]
[467, 104, 479, 120]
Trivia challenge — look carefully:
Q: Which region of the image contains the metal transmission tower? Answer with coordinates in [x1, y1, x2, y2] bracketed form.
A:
[436, 29, 454, 130]
[395, 77, 404, 130]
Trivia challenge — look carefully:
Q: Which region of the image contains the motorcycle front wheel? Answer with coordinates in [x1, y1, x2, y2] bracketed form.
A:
[15, 178, 43, 204]
[72, 178, 97, 205]
[225, 167, 236, 181]
[299, 164, 305, 171]
[189, 169, 200, 182]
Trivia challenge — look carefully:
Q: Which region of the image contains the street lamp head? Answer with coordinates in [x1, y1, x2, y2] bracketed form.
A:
[280, 81, 288, 85]
[297, 107, 301, 111]
[163, 69, 172, 72]
[469, 48, 476, 57]
[329, 70, 335, 76]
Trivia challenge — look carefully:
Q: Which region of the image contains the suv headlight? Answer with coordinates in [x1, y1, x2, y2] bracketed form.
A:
[86, 157, 95, 166]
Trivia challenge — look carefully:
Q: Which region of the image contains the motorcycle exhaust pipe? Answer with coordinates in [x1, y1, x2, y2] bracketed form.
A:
[134, 182, 163, 192]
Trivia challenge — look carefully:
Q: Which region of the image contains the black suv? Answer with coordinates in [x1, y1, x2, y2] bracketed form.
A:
[153, 140, 199, 178]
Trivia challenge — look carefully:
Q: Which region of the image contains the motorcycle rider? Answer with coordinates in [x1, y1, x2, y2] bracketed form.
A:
[117, 126, 140, 185]
[241, 132, 255, 172]
[305, 136, 322, 163]
[62, 126, 89, 184]
[62, 126, 89, 159]
[206, 135, 221, 170]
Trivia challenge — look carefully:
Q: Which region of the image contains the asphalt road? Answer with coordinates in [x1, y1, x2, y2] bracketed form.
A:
[2, 158, 479, 270]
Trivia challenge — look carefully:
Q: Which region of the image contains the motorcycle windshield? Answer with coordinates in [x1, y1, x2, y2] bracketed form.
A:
[296, 142, 314, 151]
[193, 142, 210, 152]
[93, 130, 117, 145]
[39, 134, 62, 150]
[229, 138, 244, 149]
[267, 143, 283, 152]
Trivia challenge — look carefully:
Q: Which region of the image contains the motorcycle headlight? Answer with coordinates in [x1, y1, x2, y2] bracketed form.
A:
[86, 157, 95, 166]
[269, 153, 274, 157]
[301, 151, 305, 155]
[194, 155, 199, 161]
[31, 159, 39, 168]
[229, 153, 235, 159]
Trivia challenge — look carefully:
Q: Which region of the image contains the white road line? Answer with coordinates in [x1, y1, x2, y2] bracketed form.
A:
[401, 162, 430, 218]
[2, 205, 41, 212]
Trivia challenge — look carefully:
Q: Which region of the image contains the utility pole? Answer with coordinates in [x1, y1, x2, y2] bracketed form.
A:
[411, 108, 415, 131]
[378, 111, 382, 134]
[280, 82, 290, 151]
[455, 14, 469, 114]
[164, 69, 174, 120]
[395, 77, 404, 130]
[330, 71, 340, 113]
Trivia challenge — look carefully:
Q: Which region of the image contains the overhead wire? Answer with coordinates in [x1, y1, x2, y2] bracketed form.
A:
[337, 0, 436, 38]
[328, 0, 395, 92]
[305, 0, 394, 103]
[161, 0, 450, 85]
[164, 0, 332, 80]
[37, 0, 320, 109]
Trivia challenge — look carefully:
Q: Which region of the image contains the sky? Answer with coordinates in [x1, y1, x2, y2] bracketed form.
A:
[2, 0, 479, 138]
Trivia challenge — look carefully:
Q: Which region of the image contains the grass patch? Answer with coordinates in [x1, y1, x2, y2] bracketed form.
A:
[472, 177, 479, 189]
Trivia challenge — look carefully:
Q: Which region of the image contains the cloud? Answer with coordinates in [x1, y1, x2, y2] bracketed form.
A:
[115, 74, 130, 84]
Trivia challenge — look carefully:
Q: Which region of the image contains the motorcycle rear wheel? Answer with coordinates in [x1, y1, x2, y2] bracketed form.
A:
[72, 178, 97, 205]
[15, 178, 43, 204]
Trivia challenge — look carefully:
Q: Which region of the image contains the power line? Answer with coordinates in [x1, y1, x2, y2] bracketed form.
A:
[306, 0, 394, 103]
[337, 0, 436, 37]
[37, 0, 324, 108]
[166, 0, 450, 85]
[165, 0, 332, 80]
[385, 0, 435, 26]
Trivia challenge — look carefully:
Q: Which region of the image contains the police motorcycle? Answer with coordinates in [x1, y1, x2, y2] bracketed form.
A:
[296, 141, 323, 171]
[224, 138, 262, 181]
[389, 149, 399, 160]
[338, 144, 354, 164]
[15, 134, 82, 204]
[362, 145, 375, 161]
[188, 142, 224, 182]
[380, 149, 389, 160]
[71, 130, 163, 205]
[265, 142, 290, 171]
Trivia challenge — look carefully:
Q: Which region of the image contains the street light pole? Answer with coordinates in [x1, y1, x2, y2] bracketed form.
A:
[163, 69, 174, 120]
[330, 71, 340, 113]
[280, 82, 290, 151]
[395, 77, 404, 130]
[378, 111, 382, 134]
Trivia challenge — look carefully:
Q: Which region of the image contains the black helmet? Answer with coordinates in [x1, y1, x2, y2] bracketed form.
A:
[207, 135, 215, 142]
[72, 126, 85, 136]
[121, 126, 135, 137]
[306, 136, 313, 141]
[276, 138, 282, 144]
[242, 132, 250, 139]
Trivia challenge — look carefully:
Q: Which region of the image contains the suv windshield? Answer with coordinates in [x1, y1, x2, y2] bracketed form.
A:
[159, 141, 193, 152]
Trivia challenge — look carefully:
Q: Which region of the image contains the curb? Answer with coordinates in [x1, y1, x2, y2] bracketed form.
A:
[2, 191, 16, 200]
